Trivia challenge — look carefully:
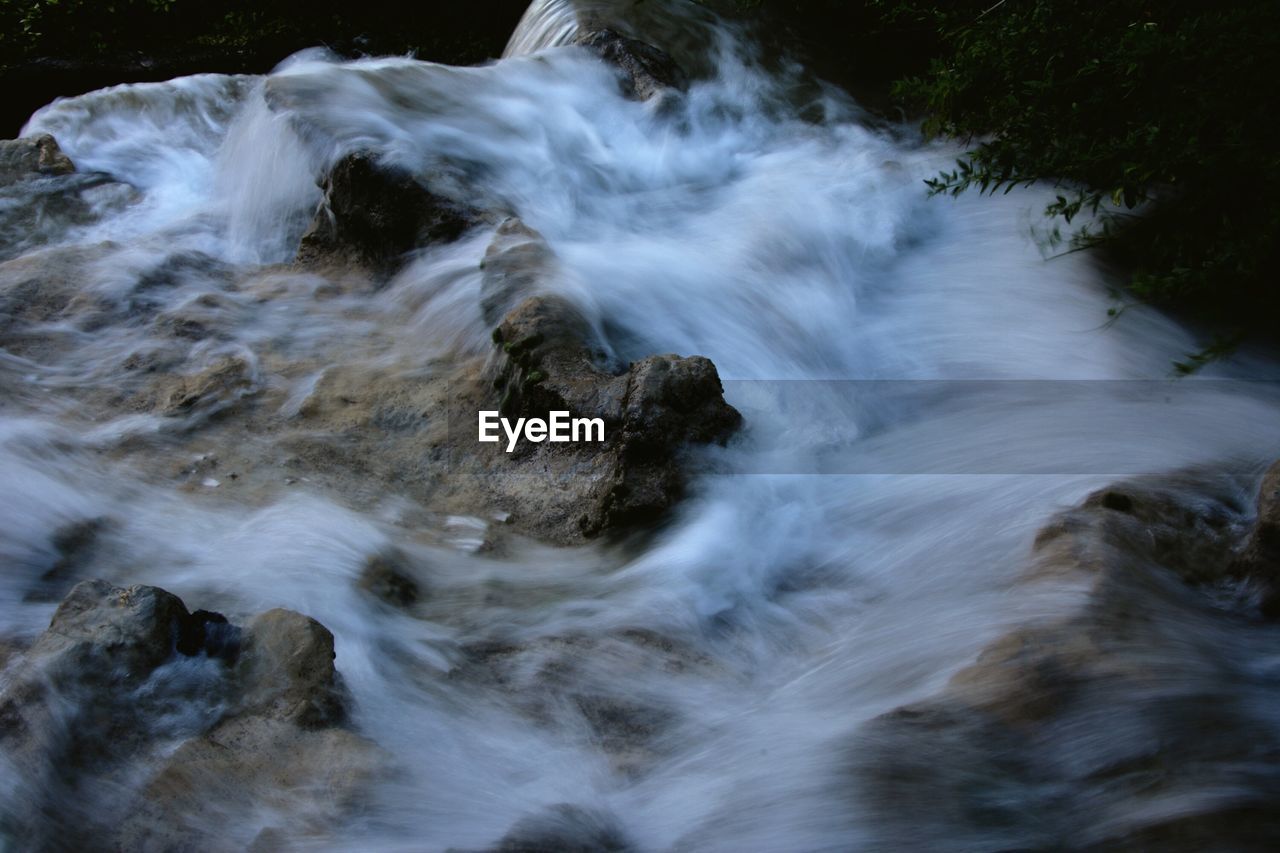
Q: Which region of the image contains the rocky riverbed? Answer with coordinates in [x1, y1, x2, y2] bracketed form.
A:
[2, 0, 1280, 850]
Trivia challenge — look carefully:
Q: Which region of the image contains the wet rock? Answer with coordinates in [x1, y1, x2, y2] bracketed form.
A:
[573, 692, 675, 756]
[494, 803, 634, 853]
[0, 134, 75, 185]
[154, 354, 258, 420]
[117, 716, 383, 850]
[358, 549, 422, 607]
[850, 469, 1280, 851]
[480, 218, 556, 326]
[28, 579, 197, 677]
[0, 580, 380, 848]
[0, 242, 116, 334]
[0, 581, 240, 811]
[0, 148, 137, 260]
[296, 151, 485, 279]
[483, 293, 740, 539]
[24, 516, 110, 602]
[450, 628, 711, 774]
[233, 608, 346, 726]
[573, 28, 687, 101]
[113, 607, 379, 847]
[1232, 461, 1280, 586]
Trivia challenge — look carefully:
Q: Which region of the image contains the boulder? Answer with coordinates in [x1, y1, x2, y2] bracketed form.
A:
[573, 28, 687, 101]
[0, 134, 75, 185]
[0, 579, 381, 849]
[296, 151, 486, 279]
[482, 292, 741, 539]
[114, 606, 381, 848]
[849, 469, 1280, 850]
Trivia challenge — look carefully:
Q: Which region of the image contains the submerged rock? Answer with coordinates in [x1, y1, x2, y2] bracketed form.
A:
[23, 516, 111, 603]
[450, 627, 711, 775]
[153, 353, 258, 420]
[358, 549, 423, 608]
[480, 217, 556, 326]
[493, 803, 634, 852]
[574, 28, 687, 101]
[0, 173, 137, 263]
[850, 468, 1280, 851]
[296, 150, 486, 279]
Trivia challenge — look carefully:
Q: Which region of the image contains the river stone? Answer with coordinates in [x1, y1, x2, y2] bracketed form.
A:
[233, 608, 345, 726]
[154, 354, 258, 420]
[0, 580, 381, 848]
[493, 803, 634, 852]
[0, 134, 75, 185]
[850, 469, 1280, 850]
[480, 217, 556, 326]
[29, 579, 191, 676]
[358, 549, 422, 608]
[0, 580, 242, 846]
[296, 150, 485, 279]
[482, 293, 741, 539]
[573, 28, 687, 101]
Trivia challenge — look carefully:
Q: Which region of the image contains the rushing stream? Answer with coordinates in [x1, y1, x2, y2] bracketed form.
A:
[3, 1, 1280, 849]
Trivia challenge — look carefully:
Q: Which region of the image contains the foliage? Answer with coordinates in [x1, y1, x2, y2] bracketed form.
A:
[731, 0, 1280, 348]
[891, 0, 1280, 339]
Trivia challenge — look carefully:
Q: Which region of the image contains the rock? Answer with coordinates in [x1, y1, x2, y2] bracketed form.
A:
[0, 172, 136, 262]
[573, 28, 687, 101]
[1232, 461, 1280, 586]
[449, 628, 712, 775]
[296, 151, 485, 279]
[0, 243, 112, 337]
[0, 580, 380, 848]
[30, 579, 201, 677]
[154, 354, 258, 420]
[24, 516, 110, 603]
[116, 716, 383, 850]
[233, 609, 345, 726]
[113, 606, 377, 847]
[358, 549, 422, 608]
[494, 803, 634, 853]
[0, 581, 241, 839]
[0, 134, 75, 185]
[850, 469, 1280, 850]
[484, 293, 740, 538]
[480, 218, 556, 326]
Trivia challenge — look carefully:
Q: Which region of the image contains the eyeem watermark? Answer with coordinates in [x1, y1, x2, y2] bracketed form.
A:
[479, 410, 606, 452]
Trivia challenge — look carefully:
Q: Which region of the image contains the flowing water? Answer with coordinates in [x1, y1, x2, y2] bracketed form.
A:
[3, 1, 1280, 849]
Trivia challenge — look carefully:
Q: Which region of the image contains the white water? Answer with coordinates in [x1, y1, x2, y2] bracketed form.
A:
[4, 2, 1280, 849]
